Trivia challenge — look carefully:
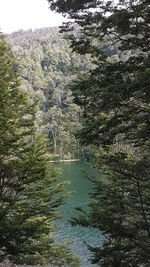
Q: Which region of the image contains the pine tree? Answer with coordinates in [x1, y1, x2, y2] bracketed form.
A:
[0, 33, 79, 266]
[48, 1, 150, 266]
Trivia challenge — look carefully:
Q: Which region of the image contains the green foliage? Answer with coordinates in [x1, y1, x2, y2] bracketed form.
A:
[8, 28, 92, 159]
[0, 33, 79, 266]
[48, 0, 150, 266]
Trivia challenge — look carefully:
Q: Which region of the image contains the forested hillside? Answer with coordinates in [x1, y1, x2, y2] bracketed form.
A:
[8, 28, 92, 159]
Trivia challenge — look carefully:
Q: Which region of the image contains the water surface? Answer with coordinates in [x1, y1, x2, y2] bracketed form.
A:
[55, 161, 103, 267]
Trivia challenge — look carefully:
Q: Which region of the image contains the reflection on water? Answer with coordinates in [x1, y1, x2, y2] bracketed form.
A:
[55, 161, 103, 267]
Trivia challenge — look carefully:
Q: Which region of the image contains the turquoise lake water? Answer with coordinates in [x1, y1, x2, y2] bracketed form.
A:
[55, 161, 103, 267]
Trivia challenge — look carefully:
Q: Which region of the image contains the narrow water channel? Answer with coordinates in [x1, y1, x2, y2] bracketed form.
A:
[54, 161, 103, 267]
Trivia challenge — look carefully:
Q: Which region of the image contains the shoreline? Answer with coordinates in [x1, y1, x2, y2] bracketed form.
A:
[49, 159, 80, 163]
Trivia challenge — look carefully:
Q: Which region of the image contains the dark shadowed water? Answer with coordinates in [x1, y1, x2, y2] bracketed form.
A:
[55, 161, 103, 267]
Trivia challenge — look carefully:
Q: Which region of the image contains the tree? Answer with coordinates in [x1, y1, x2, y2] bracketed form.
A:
[0, 33, 79, 266]
[48, 1, 150, 266]
[47, 103, 81, 158]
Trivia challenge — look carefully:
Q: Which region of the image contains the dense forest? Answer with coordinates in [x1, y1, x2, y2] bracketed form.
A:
[8, 28, 92, 160]
[0, 0, 150, 266]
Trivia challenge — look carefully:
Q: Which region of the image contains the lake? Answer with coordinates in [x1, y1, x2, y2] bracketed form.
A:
[54, 161, 103, 267]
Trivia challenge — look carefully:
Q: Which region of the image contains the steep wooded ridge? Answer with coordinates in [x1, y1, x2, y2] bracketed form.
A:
[7, 27, 92, 160]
